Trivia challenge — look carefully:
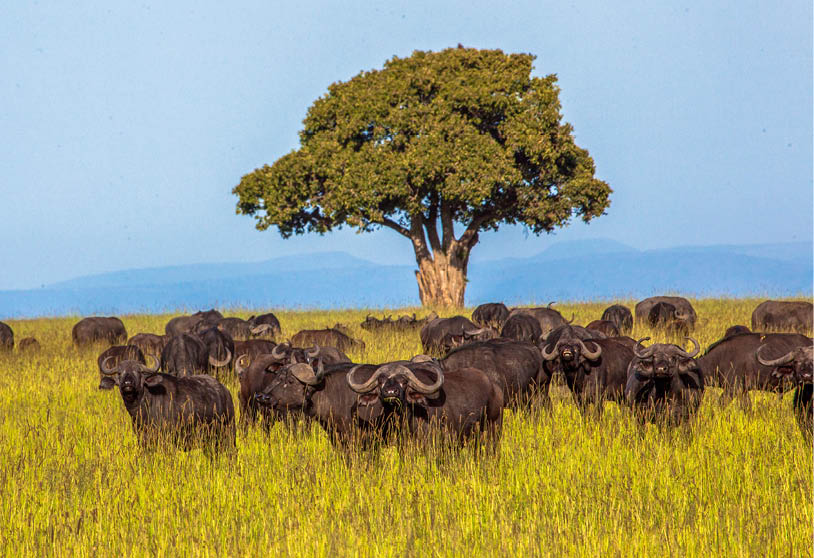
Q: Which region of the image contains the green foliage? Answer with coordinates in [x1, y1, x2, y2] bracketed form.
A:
[0, 299, 811, 556]
[233, 47, 611, 238]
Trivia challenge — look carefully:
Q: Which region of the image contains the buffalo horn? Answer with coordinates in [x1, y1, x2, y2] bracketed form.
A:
[756, 345, 795, 367]
[234, 354, 250, 376]
[578, 339, 602, 360]
[541, 342, 559, 361]
[209, 348, 232, 367]
[346, 364, 386, 393]
[100, 356, 118, 375]
[566, 314, 575, 324]
[251, 324, 273, 335]
[144, 354, 160, 373]
[403, 365, 444, 395]
[289, 363, 321, 385]
[271, 343, 288, 360]
[305, 345, 321, 359]
[633, 337, 656, 358]
[677, 337, 700, 358]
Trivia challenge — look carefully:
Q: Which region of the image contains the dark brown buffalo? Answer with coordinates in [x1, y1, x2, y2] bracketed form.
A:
[698, 332, 811, 409]
[97, 344, 146, 390]
[199, 327, 234, 372]
[635, 297, 697, 330]
[72, 317, 127, 348]
[508, 304, 571, 338]
[751, 300, 813, 333]
[420, 316, 497, 355]
[291, 328, 365, 353]
[442, 339, 544, 407]
[233, 339, 276, 362]
[601, 305, 633, 333]
[724, 325, 751, 338]
[127, 333, 167, 359]
[0, 321, 13, 352]
[472, 303, 510, 330]
[101, 356, 234, 451]
[500, 314, 543, 344]
[346, 357, 503, 446]
[756, 344, 813, 439]
[541, 325, 634, 415]
[165, 309, 223, 337]
[160, 334, 212, 376]
[646, 302, 691, 336]
[18, 337, 40, 352]
[360, 312, 436, 333]
[586, 320, 620, 338]
[235, 344, 350, 425]
[248, 312, 282, 337]
[625, 338, 704, 425]
[207, 317, 277, 341]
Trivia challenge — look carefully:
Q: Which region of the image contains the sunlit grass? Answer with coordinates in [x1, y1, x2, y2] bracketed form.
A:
[0, 298, 810, 556]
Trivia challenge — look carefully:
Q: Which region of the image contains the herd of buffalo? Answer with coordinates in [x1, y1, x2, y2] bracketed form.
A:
[0, 297, 811, 453]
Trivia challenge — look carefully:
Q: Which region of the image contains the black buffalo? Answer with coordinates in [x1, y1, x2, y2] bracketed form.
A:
[18, 337, 40, 352]
[646, 302, 691, 336]
[233, 339, 277, 362]
[442, 339, 544, 407]
[724, 325, 751, 338]
[756, 344, 813, 438]
[420, 316, 498, 355]
[698, 332, 811, 409]
[625, 338, 704, 425]
[160, 334, 212, 376]
[586, 320, 620, 338]
[0, 321, 13, 352]
[199, 327, 234, 372]
[97, 344, 146, 390]
[541, 325, 634, 415]
[102, 356, 235, 451]
[248, 312, 282, 337]
[635, 297, 697, 330]
[500, 314, 542, 344]
[346, 357, 503, 447]
[72, 317, 127, 348]
[601, 305, 633, 334]
[165, 309, 223, 337]
[127, 333, 167, 359]
[207, 317, 277, 341]
[472, 303, 510, 330]
[751, 300, 813, 333]
[291, 328, 366, 353]
[360, 312, 436, 333]
[508, 304, 571, 338]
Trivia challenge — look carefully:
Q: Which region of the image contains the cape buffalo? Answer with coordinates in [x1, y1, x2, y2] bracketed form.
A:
[635, 297, 697, 330]
[206, 317, 276, 341]
[500, 314, 543, 344]
[72, 317, 127, 348]
[586, 320, 620, 338]
[291, 328, 365, 353]
[0, 321, 13, 352]
[233, 339, 276, 361]
[346, 357, 503, 447]
[751, 300, 813, 333]
[101, 356, 235, 451]
[724, 325, 751, 338]
[160, 334, 212, 376]
[360, 312, 437, 333]
[541, 325, 634, 415]
[625, 338, 704, 425]
[18, 337, 40, 352]
[442, 339, 544, 407]
[699, 332, 811, 409]
[199, 327, 234, 373]
[127, 333, 167, 359]
[646, 302, 691, 336]
[601, 305, 633, 334]
[756, 344, 813, 439]
[165, 309, 223, 337]
[97, 344, 146, 390]
[248, 312, 282, 337]
[508, 304, 571, 338]
[235, 344, 350, 425]
[472, 303, 510, 330]
[420, 316, 497, 355]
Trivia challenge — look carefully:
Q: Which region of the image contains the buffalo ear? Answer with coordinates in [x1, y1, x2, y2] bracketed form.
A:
[406, 391, 429, 406]
[357, 393, 379, 406]
[144, 374, 164, 387]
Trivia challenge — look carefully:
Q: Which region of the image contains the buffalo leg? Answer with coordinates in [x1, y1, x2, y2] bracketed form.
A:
[793, 384, 813, 442]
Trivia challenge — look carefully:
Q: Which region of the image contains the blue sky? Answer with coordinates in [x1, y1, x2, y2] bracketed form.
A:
[1, 0, 811, 290]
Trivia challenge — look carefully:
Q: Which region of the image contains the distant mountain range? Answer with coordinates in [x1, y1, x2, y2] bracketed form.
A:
[1, 240, 811, 318]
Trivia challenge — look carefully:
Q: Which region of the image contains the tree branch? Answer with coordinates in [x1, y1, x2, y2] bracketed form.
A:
[424, 198, 441, 253]
[379, 218, 411, 238]
[458, 212, 494, 249]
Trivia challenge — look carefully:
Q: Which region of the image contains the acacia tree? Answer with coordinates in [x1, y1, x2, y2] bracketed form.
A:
[234, 47, 611, 307]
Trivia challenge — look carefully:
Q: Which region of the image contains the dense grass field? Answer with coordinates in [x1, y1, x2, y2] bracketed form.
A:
[0, 298, 811, 557]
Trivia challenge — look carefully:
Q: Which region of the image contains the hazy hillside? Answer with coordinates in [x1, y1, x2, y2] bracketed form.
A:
[1, 240, 810, 317]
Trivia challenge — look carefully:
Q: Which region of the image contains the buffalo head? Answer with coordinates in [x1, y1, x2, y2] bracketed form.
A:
[628, 337, 700, 379]
[756, 344, 813, 384]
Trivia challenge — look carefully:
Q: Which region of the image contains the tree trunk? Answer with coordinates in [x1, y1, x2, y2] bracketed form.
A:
[414, 249, 468, 308]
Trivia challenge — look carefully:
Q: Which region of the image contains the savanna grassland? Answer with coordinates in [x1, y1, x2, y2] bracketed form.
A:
[0, 298, 811, 557]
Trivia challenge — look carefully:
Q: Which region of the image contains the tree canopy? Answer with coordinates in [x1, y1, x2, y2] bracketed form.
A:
[234, 47, 611, 306]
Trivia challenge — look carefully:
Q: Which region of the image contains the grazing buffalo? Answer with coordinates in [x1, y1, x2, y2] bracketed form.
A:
[199, 327, 234, 372]
[208, 317, 276, 341]
[500, 314, 543, 344]
[699, 332, 811, 409]
[625, 338, 704, 425]
[291, 328, 365, 353]
[751, 300, 813, 333]
[586, 320, 620, 338]
[443, 339, 544, 407]
[18, 337, 40, 352]
[101, 356, 235, 451]
[601, 305, 633, 334]
[248, 312, 282, 337]
[72, 317, 127, 348]
[346, 357, 503, 447]
[646, 302, 691, 336]
[420, 316, 498, 355]
[0, 321, 13, 352]
[472, 303, 510, 330]
[635, 297, 697, 330]
[165, 309, 223, 337]
[724, 325, 751, 338]
[235, 344, 350, 424]
[160, 334, 211, 376]
[509, 304, 571, 338]
[97, 345, 146, 390]
[756, 344, 813, 438]
[360, 312, 437, 333]
[233, 339, 277, 362]
[541, 325, 634, 415]
[127, 333, 167, 359]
